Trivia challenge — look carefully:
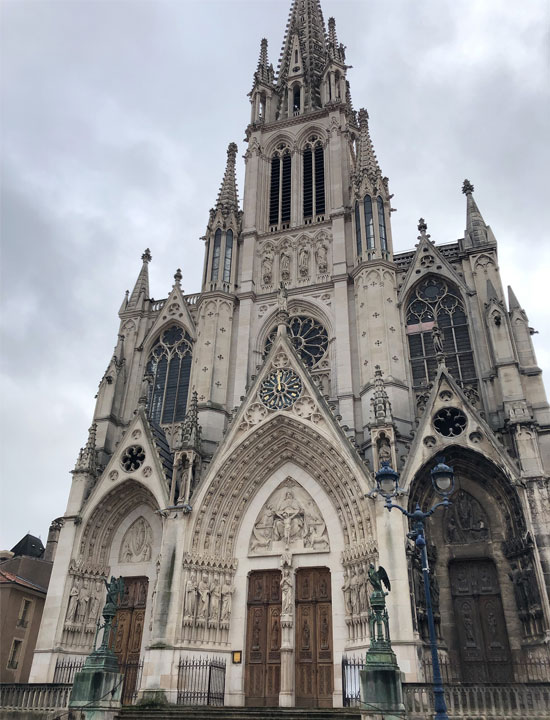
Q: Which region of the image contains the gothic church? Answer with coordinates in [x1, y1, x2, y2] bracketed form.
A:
[30, 0, 550, 708]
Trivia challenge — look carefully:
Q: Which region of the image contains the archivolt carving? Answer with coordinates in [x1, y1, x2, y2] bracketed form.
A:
[79, 481, 160, 565]
[191, 415, 374, 561]
[119, 516, 153, 563]
[249, 477, 329, 556]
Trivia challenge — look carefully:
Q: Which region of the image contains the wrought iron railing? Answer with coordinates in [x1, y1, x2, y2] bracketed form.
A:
[342, 655, 364, 707]
[53, 656, 85, 683]
[177, 656, 226, 706]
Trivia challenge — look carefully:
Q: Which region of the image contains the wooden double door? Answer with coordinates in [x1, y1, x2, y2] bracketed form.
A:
[450, 559, 512, 682]
[244, 568, 333, 708]
[110, 576, 148, 703]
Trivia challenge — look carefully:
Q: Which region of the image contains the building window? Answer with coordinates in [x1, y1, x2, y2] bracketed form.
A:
[146, 325, 193, 424]
[223, 229, 233, 284]
[16, 599, 32, 629]
[211, 228, 222, 281]
[265, 315, 328, 368]
[406, 277, 475, 387]
[355, 201, 362, 255]
[364, 195, 374, 249]
[377, 196, 387, 252]
[269, 149, 292, 227]
[303, 141, 325, 221]
[7, 639, 22, 670]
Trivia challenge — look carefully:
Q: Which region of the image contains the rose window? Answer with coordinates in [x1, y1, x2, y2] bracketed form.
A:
[265, 316, 328, 368]
[121, 445, 146, 472]
[433, 408, 467, 437]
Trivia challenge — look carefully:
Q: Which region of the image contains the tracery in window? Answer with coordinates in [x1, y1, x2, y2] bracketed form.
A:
[146, 325, 193, 424]
[406, 277, 475, 386]
[364, 195, 374, 249]
[264, 316, 328, 368]
[303, 137, 325, 221]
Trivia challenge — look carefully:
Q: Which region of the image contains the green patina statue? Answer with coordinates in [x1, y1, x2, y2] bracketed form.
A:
[367, 563, 391, 648]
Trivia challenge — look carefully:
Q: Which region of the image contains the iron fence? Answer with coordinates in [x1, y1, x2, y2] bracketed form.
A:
[53, 657, 85, 684]
[342, 655, 364, 707]
[177, 656, 226, 706]
[53, 655, 142, 705]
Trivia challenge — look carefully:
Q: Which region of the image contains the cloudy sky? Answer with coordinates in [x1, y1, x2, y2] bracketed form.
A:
[1, 0, 549, 549]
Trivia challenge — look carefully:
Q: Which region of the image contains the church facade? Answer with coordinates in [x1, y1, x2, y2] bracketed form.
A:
[30, 0, 550, 708]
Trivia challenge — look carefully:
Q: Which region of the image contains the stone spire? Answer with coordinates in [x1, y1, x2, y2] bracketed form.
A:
[215, 143, 240, 216]
[462, 179, 489, 247]
[73, 423, 97, 474]
[371, 365, 392, 425]
[507, 285, 521, 311]
[277, 0, 327, 109]
[327, 17, 345, 63]
[253, 38, 274, 87]
[355, 109, 382, 185]
[127, 249, 151, 309]
[174, 391, 202, 453]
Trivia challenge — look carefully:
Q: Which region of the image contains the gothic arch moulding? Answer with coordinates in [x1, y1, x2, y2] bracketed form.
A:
[249, 476, 330, 556]
[190, 414, 374, 562]
[119, 516, 154, 563]
[79, 481, 160, 566]
[141, 318, 195, 361]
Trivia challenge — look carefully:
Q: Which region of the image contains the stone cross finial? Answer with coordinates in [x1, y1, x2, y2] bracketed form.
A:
[174, 268, 183, 286]
[141, 248, 152, 263]
[462, 179, 474, 195]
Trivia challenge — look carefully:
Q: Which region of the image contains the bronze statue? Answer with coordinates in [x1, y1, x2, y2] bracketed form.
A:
[368, 562, 391, 594]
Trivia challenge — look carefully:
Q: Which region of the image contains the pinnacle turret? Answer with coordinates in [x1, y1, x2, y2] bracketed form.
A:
[355, 109, 382, 186]
[73, 423, 97, 474]
[215, 143, 240, 216]
[371, 366, 392, 425]
[127, 249, 151, 309]
[253, 38, 274, 88]
[462, 179, 490, 247]
[327, 17, 345, 63]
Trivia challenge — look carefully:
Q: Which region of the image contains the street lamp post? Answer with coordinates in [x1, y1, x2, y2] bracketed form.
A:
[374, 457, 455, 720]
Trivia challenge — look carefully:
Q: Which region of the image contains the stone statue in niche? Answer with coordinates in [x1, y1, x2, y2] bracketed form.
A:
[376, 434, 391, 466]
[120, 516, 153, 563]
[298, 247, 309, 277]
[196, 573, 210, 621]
[262, 250, 274, 285]
[281, 567, 293, 615]
[66, 577, 81, 625]
[316, 243, 328, 274]
[280, 251, 291, 282]
[342, 569, 352, 614]
[184, 571, 197, 621]
[220, 576, 235, 624]
[208, 574, 221, 627]
[249, 478, 329, 555]
[444, 490, 490, 544]
[432, 324, 444, 356]
[76, 581, 90, 625]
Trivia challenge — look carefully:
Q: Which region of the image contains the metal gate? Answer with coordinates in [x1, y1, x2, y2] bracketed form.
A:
[177, 656, 226, 706]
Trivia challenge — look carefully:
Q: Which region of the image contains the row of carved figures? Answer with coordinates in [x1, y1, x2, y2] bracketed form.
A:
[182, 568, 235, 644]
[63, 576, 106, 648]
[261, 241, 329, 286]
[342, 562, 373, 643]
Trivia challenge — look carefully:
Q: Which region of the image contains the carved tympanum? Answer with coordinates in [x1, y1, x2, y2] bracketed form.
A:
[119, 516, 153, 563]
[249, 478, 329, 556]
[444, 490, 490, 544]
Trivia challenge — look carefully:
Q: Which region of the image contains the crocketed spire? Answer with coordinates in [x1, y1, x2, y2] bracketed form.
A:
[371, 366, 392, 424]
[173, 391, 202, 453]
[215, 143, 240, 216]
[462, 179, 488, 246]
[327, 16, 345, 63]
[253, 38, 274, 88]
[355, 108, 382, 184]
[127, 249, 151, 309]
[277, 0, 327, 109]
[73, 423, 97, 474]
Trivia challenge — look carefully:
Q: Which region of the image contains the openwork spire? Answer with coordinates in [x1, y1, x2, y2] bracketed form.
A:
[127, 249, 151, 308]
[253, 38, 274, 87]
[355, 108, 382, 184]
[327, 16, 345, 63]
[74, 423, 97, 474]
[371, 366, 392, 424]
[462, 179, 488, 246]
[277, 0, 327, 108]
[215, 143, 240, 216]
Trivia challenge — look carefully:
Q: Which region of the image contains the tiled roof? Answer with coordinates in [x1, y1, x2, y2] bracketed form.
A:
[0, 568, 47, 593]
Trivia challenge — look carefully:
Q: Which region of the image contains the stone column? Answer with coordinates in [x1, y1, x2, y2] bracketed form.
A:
[279, 554, 295, 707]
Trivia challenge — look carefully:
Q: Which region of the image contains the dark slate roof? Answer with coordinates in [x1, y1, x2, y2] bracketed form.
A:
[10, 534, 44, 559]
[149, 421, 173, 485]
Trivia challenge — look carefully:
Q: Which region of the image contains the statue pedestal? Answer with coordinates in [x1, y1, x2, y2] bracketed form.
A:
[360, 646, 405, 718]
[68, 650, 123, 720]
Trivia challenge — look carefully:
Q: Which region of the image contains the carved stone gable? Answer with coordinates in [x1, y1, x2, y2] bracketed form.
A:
[119, 516, 153, 563]
[249, 477, 329, 556]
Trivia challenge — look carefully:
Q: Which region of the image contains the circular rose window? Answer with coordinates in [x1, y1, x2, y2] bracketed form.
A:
[433, 408, 467, 437]
[121, 445, 146, 472]
[265, 316, 328, 367]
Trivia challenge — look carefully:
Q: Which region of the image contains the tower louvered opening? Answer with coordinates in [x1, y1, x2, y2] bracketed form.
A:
[377, 196, 387, 252]
[211, 228, 222, 281]
[223, 229, 234, 283]
[281, 153, 292, 224]
[269, 155, 280, 226]
[355, 201, 362, 255]
[303, 148, 313, 219]
[364, 195, 374, 249]
[314, 145, 325, 215]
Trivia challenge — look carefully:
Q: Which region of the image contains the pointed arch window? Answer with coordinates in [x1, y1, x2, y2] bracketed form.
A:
[303, 139, 325, 221]
[364, 195, 374, 249]
[223, 229, 233, 283]
[377, 196, 387, 252]
[269, 147, 292, 228]
[405, 277, 475, 387]
[146, 325, 193, 425]
[293, 86, 301, 115]
[355, 201, 362, 255]
[211, 228, 222, 281]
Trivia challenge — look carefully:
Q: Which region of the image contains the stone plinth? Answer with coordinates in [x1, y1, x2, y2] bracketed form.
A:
[360, 646, 405, 718]
[68, 651, 123, 720]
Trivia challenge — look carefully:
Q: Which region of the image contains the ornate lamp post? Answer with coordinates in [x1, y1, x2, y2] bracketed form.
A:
[374, 457, 455, 720]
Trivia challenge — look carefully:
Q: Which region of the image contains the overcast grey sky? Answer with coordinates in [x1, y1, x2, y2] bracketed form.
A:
[1, 0, 549, 549]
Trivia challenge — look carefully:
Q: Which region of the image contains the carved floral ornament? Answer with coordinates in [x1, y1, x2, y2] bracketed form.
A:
[249, 477, 330, 556]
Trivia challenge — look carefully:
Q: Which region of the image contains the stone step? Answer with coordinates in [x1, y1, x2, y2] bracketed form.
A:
[117, 707, 362, 720]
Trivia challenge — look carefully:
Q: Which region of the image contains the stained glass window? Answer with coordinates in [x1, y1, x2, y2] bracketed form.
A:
[265, 316, 328, 367]
[406, 277, 475, 387]
[211, 229, 222, 281]
[146, 325, 193, 424]
[223, 229, 233, 284]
